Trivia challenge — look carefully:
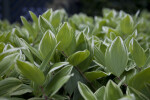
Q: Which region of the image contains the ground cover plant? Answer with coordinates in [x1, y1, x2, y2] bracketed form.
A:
[0, 8, 150, 100]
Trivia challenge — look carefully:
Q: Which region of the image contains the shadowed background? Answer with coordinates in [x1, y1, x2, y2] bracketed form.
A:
[0, 0, 150, 23]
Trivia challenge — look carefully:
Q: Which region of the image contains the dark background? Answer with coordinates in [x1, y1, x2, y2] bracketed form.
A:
[1, 0, 150, 23]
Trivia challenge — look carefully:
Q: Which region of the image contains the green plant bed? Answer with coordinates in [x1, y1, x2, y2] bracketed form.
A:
[0, 8, 150, 100]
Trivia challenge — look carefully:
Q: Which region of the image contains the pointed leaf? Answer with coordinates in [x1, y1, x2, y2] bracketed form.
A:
[78, 82, 97, 100]
[67, 49, 90, 66]
[38, 16, 55, 33]
[128, 67, 150, 98]
[120, 14, 134, 35]
[105, 36, 128, 76]
[50, 10, 62, 29]
[85, 71, 108, 81]
[0, 78, 22, 96]
[129, 39, 147, 67]
[45, 65, 73, 96]
[94, 86, 105, 100]
[0, 53, 18, 75]
[39, 30, 57, 59]
[104, 80, 123, 100]
[56, 22, 73, 51]
[17, 60, 45, 85]
[21, 16, 37, 39]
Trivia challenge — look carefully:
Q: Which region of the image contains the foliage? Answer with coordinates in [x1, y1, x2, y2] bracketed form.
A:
[0, 8, 150, 100]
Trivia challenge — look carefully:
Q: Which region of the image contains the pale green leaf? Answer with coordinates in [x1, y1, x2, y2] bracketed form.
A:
[38, 16, 55, 33]
[120, 14, 134, 35]
[67, 49, 90, 66]
[94, 86, 105, 100]
[39, 30, 57, 59]
[105, 36, 128, 76]
[17, 60, 45, 85]
[0, 78, 22, 96]
[78, 82, 97, 100]
[56, 22, 73, 51]
[104, 80, 123, 100]
[21, 16, 37, 39]
[128, 67, 150, 98]
[129, 39, 147, 67]
[85, 71, 108, 81]
[45, 65, 73, 96]
[0, 53, 18, 75]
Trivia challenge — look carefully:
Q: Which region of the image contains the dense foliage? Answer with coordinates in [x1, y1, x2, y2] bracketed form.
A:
[0, 8, 150, 100]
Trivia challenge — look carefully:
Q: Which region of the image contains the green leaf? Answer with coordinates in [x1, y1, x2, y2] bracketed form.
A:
[119, 94, 136, 100]
[22, 39, 42, 60]
[21, 16, 37, 39]
[94, 46, 105, 66]
[39, 30, 57, 59]
[94, 86, 105, 100]
[128, 67, 150, 98]
[45, 65, 73, 96]
[78, 82, 97, 100]
[38, 16, 55, 33]
[0, 53, 18, 76]
[120, 14, 134, 35]
[85, 71, 108, 81]
[29, 11, 38, 25]
[50, 10, 62, 29]
[67, 49, 90, 66]
[10, 84, 33, 96]
[14, 35, 34, 63]
[0, 42, 4, 53]
[29, 11, 39, 31]
[39, 43, 58, 72]
[49, 62, 69, 73]
[0, 78, 22, 96]
[56, 22, 73, 51]
[129, 39, 147, 67]
[105, 36, 128, 76]
[42, 9, 52, 20]
[104, 80, 123, 100]
[17, 60, 45, 85]
[128, 87, 149, 100]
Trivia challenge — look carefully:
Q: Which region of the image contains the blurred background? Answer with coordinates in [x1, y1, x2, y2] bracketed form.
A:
[0, 0, 150, 23]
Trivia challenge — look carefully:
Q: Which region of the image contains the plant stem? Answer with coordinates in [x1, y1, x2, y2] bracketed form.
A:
[40, 86, 48, 100]
[117, 77, 128, 87]
[74, 66, 96, 91]
[61, 51, 96, 91]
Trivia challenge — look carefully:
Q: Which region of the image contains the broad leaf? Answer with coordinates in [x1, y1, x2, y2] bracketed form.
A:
[78, 82, 97, 100]
[56, 22, 73, 51]
[0, 42, 4, 53]
[21, 16, 37, 39]
[49, 62, 69, 73]
[0, 78, 22, 96]
[39, 30, 57, 59]
[105, 36, 128, 76]
[10, 84, 33, 96]
[94, 46, 105, 66]
[45, 65, 73, 96]
[128, 67, 150, 98]
[0, 53, 18, 75]
[129, 39, 147, 67]
[94, 86, 105, 100]
[67, 49, 90, 66]
[104, 80, 123, 100]
[85, 71, 108, 81]
[120, 14, 134, 35]
[38, 16, 55, 33]
[17, 60, 45, 85]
